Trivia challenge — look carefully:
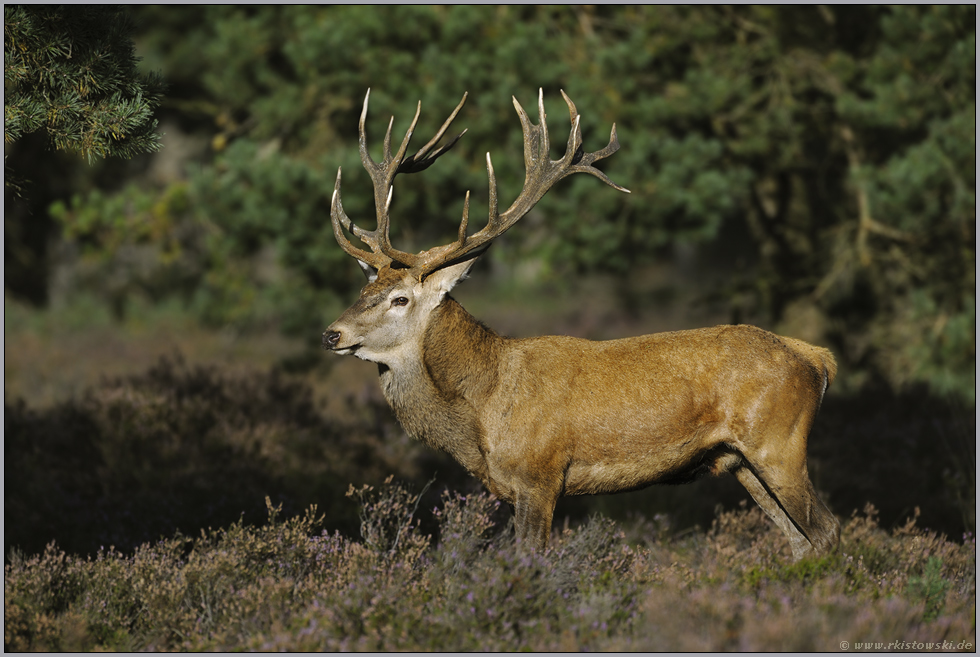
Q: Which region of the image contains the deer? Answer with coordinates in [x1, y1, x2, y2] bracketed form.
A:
[322, 88, 841, 560]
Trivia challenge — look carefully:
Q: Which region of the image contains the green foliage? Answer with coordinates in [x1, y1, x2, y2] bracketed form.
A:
[4, 483, 976, 651]
[40, 5, 974, 402]
[48, 183, 196, 319]
[742, 554, 840, 591]
[50, 141, 355, 332]
[907, 557, 952, 622]
[3, 6, 164, 162]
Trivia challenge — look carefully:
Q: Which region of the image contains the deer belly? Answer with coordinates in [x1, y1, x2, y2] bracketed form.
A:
[563, 426, 731, 496]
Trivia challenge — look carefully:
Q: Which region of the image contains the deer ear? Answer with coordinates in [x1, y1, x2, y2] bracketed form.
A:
[424, 253, 481, 294]
[356, 258, 379, 283]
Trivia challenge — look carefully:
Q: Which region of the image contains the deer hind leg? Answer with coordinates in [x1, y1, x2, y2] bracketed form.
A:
[733, 465, 816, 560]
[735, 430, 840, 559]
[759, 461, 839, 558]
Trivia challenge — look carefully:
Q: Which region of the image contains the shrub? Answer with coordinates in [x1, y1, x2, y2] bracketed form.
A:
[4, 481, 975, 651]
[4, 356, 441, 558]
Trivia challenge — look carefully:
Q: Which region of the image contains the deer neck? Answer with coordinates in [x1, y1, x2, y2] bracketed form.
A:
[378, 296, 501, 481]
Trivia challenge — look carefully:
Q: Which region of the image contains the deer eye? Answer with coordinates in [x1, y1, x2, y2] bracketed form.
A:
[391, 296, 409, 307]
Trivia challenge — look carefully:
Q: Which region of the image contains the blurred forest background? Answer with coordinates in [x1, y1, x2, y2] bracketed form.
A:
[4, 6, 975, 559]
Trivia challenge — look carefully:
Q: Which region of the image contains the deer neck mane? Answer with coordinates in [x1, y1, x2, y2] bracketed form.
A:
[377, 296, 501, 481]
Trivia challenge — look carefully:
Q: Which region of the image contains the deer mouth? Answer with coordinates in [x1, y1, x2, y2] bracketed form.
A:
[321, 329, 359, 354]
[323, 340, 360, 355]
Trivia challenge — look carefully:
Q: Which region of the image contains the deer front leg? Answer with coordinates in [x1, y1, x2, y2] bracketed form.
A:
[484, 423, 569, 551]
[513, 488, 559, 551]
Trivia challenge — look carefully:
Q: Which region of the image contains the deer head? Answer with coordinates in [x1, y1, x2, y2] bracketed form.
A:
[323, 88, 629, 365]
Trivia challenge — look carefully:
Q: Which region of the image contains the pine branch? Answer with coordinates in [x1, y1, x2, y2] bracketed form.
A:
[3, 5, 165, 163]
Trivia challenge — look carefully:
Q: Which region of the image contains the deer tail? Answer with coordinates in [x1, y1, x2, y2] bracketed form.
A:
[782, 337, 838, 396]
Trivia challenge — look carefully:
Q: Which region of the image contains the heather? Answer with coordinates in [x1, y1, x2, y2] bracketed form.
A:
[5, 479, 976, 652]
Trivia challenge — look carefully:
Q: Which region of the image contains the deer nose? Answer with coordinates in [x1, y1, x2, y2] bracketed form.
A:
[322, 330, 341, 349]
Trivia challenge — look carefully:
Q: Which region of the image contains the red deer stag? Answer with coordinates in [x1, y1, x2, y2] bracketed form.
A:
[322, 89, 840, 560]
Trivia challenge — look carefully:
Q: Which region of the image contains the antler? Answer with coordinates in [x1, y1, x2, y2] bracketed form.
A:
[331, 88, 469, 271]
[331, 88, 629, 277]
[414, 88, 630, 277]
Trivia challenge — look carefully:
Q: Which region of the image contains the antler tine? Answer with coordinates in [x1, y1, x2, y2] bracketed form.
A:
[486, 152, 499, 229]
[357, 89, 371, 144]
[330, 167, 391, 270]
[357, 89, 378, 172]
[558, 89, 629, 192]
[399, 93, 469, 174]
[511, 94, 538, 178]
[569, 122, 629, 193]
[390, 101, 422, 172]
[538, 88, 550, 165]
[559, 90, 584, 167]
[382, 116, 394, 165]
[458, 191, 471, 244]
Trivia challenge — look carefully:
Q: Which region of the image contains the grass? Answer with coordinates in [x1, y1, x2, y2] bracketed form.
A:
[4, 481, 976, 651]
[3, 294, 306, 409]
